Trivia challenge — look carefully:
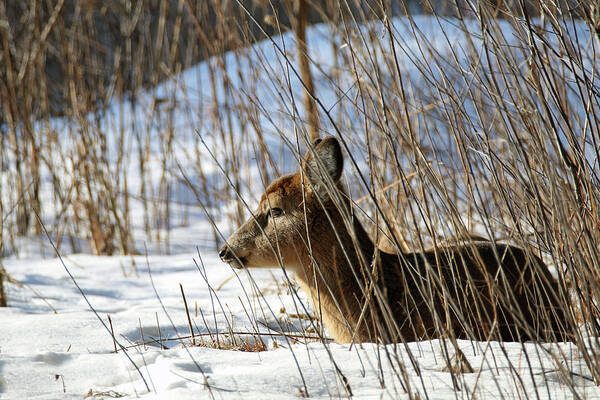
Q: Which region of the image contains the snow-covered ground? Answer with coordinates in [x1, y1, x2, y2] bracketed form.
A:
[2, 15, 600, 400]
[3, 250, 600, 399]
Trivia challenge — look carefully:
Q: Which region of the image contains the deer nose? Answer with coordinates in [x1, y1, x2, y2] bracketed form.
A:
[218, 244, 246, 269]
[218, 246, 227, 259]
[219, 245, 232, 261]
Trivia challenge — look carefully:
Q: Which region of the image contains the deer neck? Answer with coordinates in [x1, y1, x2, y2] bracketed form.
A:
[293, 204, 380, 342]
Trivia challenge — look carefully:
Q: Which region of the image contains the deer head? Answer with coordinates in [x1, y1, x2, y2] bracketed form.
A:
[218, 137, 345, 272]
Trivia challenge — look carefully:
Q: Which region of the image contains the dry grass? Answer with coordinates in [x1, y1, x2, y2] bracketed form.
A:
[2, 0, 600, 398]
[193, 334, 268, 352]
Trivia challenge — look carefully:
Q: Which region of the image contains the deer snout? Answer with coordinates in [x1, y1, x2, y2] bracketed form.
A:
[218, 244, 246, 269]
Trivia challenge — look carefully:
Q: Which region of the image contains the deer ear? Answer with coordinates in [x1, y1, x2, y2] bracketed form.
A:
[302, 137, 344, 198]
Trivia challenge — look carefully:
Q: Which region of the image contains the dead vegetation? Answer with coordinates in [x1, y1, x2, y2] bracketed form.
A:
[2, 0, 600, 398]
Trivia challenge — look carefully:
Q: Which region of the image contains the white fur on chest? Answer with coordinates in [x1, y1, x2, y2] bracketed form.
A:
[295, 276, 356, 343]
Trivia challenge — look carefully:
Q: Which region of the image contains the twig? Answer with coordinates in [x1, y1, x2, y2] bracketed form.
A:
[180, 283, 196, 346]
[108, 315, 117, 353]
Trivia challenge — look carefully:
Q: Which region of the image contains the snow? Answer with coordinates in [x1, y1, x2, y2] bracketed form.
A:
[2, 15, 600, 400]
[3, 250, 600, 399]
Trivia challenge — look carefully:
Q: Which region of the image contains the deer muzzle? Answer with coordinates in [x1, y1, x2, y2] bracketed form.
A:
[218, 244, 246, 269]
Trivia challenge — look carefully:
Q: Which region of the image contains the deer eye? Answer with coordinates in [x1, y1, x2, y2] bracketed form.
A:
[269, 207, 283, 218]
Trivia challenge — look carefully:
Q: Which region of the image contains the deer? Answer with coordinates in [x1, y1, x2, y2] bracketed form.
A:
[219, 137, 571, 344]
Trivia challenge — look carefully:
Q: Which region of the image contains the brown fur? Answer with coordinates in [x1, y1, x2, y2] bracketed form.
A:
[219, 137, 570, 343]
